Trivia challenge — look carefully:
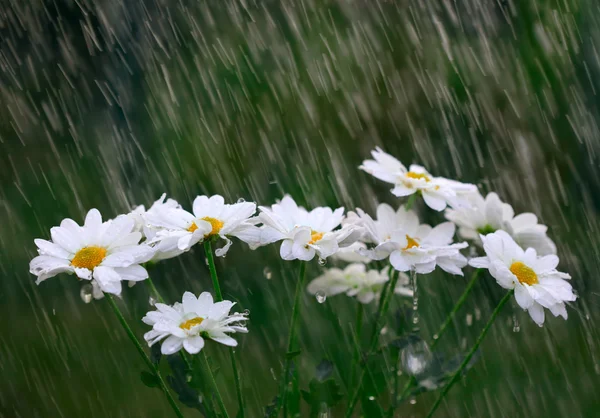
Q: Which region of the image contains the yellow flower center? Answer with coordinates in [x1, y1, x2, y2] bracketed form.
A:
[201, 216, 224, 236]
[403, 235, 420, 250]
[71, 246, 107, 270]
[187, 217, 224, 236]
[309, 230, 324, 245]
[179, 317, 204, 330]
[509, 261, 538, 286]
[406, 172, 430, 182]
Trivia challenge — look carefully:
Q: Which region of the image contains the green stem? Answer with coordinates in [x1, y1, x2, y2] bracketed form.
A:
[345, 269, 400, 418]
[202, 351, 230, 418]
[204, 240, 223, 300]
[105, 294, 183, 418]
[204, 240, 244, 417]
[431, 269, 482, 349]
[143, 278, 217, 416]
[391, 269, 483, 411]
[146, 276, 165, 303]
[404, 193, 418, 211]
[275, 262, 307, 417]
[349, 303, 364, 389]
[426, 290, 514, 418]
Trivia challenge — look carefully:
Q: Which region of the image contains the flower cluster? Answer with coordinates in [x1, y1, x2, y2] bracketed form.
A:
[29, 145, 577, 369]
[357, 148, 576, 326]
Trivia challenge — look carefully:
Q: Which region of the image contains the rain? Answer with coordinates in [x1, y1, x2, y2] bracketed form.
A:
[1, 0, 600, 417]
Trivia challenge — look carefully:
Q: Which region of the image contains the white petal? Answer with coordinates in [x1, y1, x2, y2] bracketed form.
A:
[390, 251, 411, 272]
[34, 239, 71, 258]
[161, 335, 184, 355]
[29, 255, 73, 283]
[214, 236, 233, 257]
[528, 303, 545, 326]
[183, 336, 205, 354]
[514, 284, 534, 309]
[112, 265, 148, 282]
[50, 226, 81, 253]
[92, 266, 123, 295]
[210, 334, 238, 347]
[422, 191, 448, 211]
[391, 185, 415, 197]
[182, 292, 201, 313]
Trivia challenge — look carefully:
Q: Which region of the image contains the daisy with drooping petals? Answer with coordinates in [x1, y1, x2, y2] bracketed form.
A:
[445, 191, 556, 255]
[254, 195, 363, 261]
[143, 291, 248, 355]
[350, 203, 468, 275]
[359, 148, 477, 211]
[145, 194, 260, 257]
[127, 194, 188, 261]
[307, 264, 412, 304]
[29, 209, 155, 297]
[332, 242, 372, 264]
[469, 231, 576, 326]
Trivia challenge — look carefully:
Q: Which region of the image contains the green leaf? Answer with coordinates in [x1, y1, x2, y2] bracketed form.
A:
[140, 371, 160, 388]
[301, 378, 343, 417]
[165, 355, 210, 417]
[150, 343, 162, 365]
[288, 363, 301, 417]
[286, 349, 302, 359]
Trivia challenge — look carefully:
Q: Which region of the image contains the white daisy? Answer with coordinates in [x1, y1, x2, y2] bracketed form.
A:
[142, 291, 249, 355]
[359, 147, 477, 211]
[145, 194, 260, 257]
[307, 263, 412, 304]
[445, 191, 557, 255]
[469, 231, 576, 326]
[29, 209, 155, 297]
[350, 203, 468, 275]
[127, 194, 187, 261]
[254, 195, 363, 261]
[332, 242, 372, 264]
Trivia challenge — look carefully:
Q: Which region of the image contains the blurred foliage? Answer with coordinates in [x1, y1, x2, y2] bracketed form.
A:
[1, 0, 600, 417]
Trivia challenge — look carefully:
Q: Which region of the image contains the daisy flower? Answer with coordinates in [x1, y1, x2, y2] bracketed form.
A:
[29, 209, 155, 297]
[145, 194, 260, 257]
[254, 195, 363, 261]
[359, 147, 477, 211]
[332, 242, 372, 264]
[445, 191, 557, 255]
[127, 194, 187, 261]
[142, 291, 248, 355]
[350, 203, 468, 275]
[469, 231, 576, 326]
[307, 264, 412, 304]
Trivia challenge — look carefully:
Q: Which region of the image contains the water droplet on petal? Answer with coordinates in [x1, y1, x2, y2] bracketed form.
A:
[80, 284, 93, 304]
[315, 291, 327, 304]
[401, 340, 432, 376]
[263, 267, 273, 280]
[237, 198, 246, 203]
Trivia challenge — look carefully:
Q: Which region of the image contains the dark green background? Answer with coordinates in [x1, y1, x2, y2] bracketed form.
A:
[1, 0, 599, 416]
